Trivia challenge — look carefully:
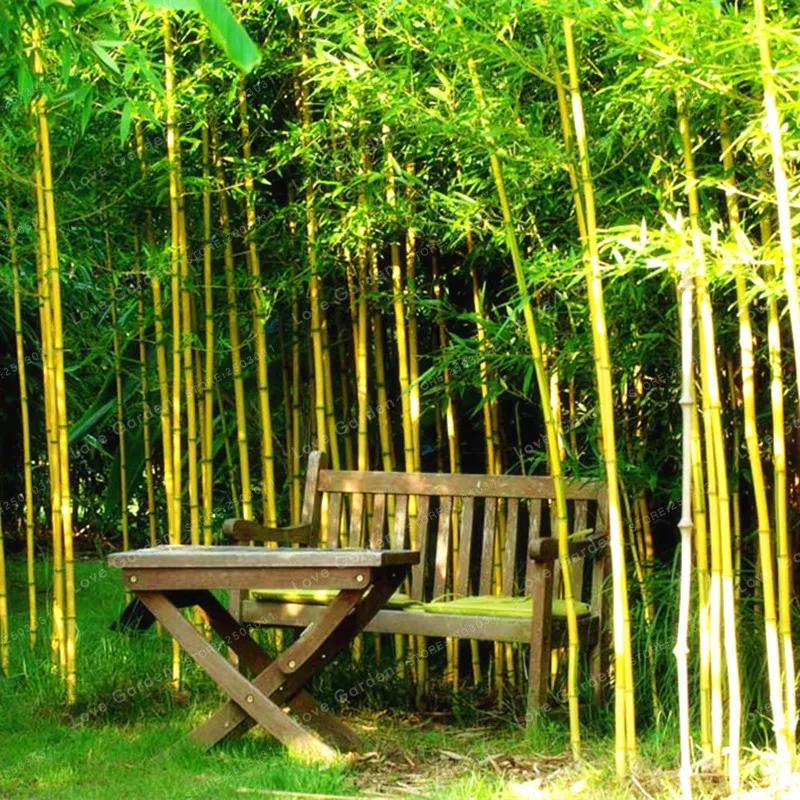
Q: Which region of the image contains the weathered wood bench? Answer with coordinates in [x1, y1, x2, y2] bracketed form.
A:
[226, 451, 610, 714]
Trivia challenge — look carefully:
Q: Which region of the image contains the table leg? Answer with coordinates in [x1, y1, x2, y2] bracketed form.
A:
[136, 591, 337, 763]
[192, 567, 405, 750]
[191, 590, 362, 752]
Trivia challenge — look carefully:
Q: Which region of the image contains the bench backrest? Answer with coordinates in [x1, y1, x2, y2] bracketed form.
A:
[289, 451, 609, 608]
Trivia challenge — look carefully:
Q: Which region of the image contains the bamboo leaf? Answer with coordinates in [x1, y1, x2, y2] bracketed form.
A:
[92, 42, 120, 74]
[196, 0, 261, 74]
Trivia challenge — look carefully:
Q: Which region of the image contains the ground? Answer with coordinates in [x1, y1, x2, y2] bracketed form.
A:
[0, 557, 786, 799]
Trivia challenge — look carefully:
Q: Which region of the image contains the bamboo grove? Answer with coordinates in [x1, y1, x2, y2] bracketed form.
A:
[1, 0, 800, 793]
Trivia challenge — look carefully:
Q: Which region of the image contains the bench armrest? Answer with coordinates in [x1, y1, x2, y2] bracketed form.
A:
[529, 533, 607, 562]
[223, 519, 315, 545]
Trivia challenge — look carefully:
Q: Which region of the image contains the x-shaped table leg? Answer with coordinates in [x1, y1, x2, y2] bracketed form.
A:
[135, 566, 405, 761]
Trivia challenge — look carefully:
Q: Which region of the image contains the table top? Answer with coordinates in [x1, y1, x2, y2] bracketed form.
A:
[108, 545, 420, 570]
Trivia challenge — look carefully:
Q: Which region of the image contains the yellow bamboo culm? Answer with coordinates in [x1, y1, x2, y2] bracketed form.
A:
[721, 118, 790, 779]
[177, 170, 200, 549]
[678, 96, 740, 790]
[675, 249, 694, 800]
[201, 116, 215, 546]
[562, 19, 635, 769]
[134, 236, 158, 548]
[761, 214, 797, 761]
[136, 123, 176, 548]
[294, 27, 327, 457]
[691, 378, 712, 755]
[238, 81, 277, 526]
[108, 230, 130, 563]
[34, 139, 64, 674]
[6, 185, 37, 648]
[469, 58, 581, 759]
[212, 123, 252, 522]
[289, 185, 303, 522]
[163, 11, 184, 687]
[163, 13, 183, 553]
[753, 0, 799, 766]
[38, 57, 77, 702]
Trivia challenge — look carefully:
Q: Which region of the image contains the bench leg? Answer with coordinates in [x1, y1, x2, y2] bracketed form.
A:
[527, 560, 554, 720]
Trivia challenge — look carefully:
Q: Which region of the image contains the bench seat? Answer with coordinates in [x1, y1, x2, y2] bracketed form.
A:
[249, 590, 591, 618]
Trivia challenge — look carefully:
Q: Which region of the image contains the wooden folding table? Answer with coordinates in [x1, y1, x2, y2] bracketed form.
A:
[109, 545, 419, 762]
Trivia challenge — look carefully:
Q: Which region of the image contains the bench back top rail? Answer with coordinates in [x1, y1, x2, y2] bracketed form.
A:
[230, 451, 609, 606]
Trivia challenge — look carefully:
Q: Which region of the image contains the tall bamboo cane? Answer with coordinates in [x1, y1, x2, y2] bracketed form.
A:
[108, 229, 130, 559]
[163, 13, 183, 550]
[136, 123, 176, 548]
[34, 142, 64, 674]
[33, 28, 77, 699]
[6, 186, 37, 647]
[752, 0, 800, 426]
[761, 214, 796, 760]
[721, 119, 789, 775]
[212, 122, 252, 521]
[678, 96, 740, 790]
[562, 19, 635, 769]
[675, 253, 694, 800]
[238, 81, 277, 526]
[469, 59, 581, 759]
[201, 116, 215, 546]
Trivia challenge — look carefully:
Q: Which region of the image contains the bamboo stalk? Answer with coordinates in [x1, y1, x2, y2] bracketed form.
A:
[678, 97, 740, 790]
[201, 114, 215, 546]
[6, 185, 37, 647]
[761, 214, 797, 761]
[108, 229, 130, 558]
[135, 236, 158, 548]
[163, 13, 183, 552]
[212, 122, 252, 522]
[238, 81, 277, 526]
[36, 46, 77, 700]
[34, 139, 64, 674]
[675, 252, 694, 800]
[721, 122, 790, 776]
[752, 0, 800, 428]
[136, 123, 176, 549]
[691, 381, 712, 755]
[470, 59, 581, 759]
[562, 20, 635, 768]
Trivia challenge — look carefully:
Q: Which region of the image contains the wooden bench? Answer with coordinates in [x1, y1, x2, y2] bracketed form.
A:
[226, 451, 610, 714]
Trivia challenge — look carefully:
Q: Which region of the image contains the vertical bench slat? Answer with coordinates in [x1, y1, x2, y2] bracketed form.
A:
[411, 495, 430, 602]
[502, 498, 519, 597]
[456, 497, 474, 595]
[524, 499, 543, 595]
[326, 493, 342, 548]
[479, 498, 497, 596]
[392, 495, 408, 549]
[572, 499, 589, 600]
[370, 493, 387, 548]
[349, 493, 365, 548]
[433, 496, 453, 598]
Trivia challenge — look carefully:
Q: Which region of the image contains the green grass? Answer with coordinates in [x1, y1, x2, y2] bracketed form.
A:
[0, 556, 783, 799]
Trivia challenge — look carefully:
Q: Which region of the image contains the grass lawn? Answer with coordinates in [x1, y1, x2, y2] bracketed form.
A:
[0, 557, 780, 799]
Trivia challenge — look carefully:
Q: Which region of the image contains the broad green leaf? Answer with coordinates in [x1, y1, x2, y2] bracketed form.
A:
[197, 0, 261, 74]
[92, 41, 120, 74]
